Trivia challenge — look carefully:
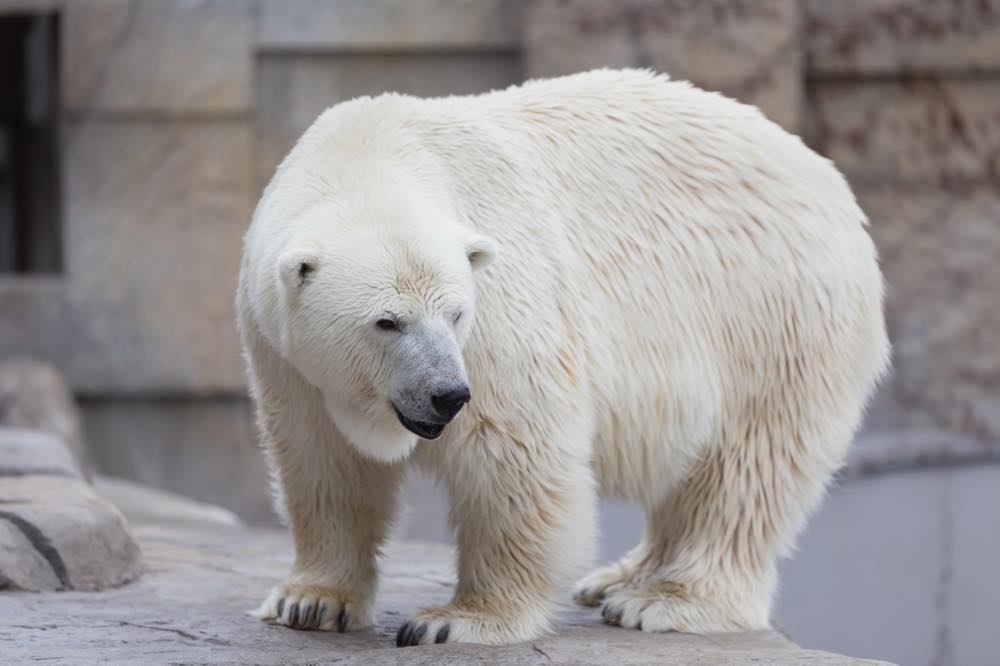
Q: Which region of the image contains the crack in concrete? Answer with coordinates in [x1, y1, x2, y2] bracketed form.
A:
[116, 621, 231, 646]
[532, 643, 553, 663]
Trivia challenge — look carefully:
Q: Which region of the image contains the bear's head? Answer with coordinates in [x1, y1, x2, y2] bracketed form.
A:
[257, 180, 496, 463]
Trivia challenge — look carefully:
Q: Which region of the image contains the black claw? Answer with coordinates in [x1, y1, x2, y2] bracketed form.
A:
[601, 604, 622, 625]
[316, 604, 327, 627]
[636, 619, 643, 631]
[337, 607, 350, 633]
[299, 606, 316, 629]
[276, 598, 285, 618]
[435, 624, 450, 644]
[411, 624, 427, 645]
[396, 622, 412, 647]
[287, 602, 299, 626]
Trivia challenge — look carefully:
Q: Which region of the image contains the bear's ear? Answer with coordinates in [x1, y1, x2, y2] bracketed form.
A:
[278, 248, 319, 290]
[464, 233, 497, 272]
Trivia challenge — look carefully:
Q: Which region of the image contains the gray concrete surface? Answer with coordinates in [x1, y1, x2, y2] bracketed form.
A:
[0, 521, 892, 665]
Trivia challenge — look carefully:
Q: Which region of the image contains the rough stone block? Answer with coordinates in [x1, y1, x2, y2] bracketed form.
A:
[0, 475, 142, 591]
[860, 187, 1000, 451]
[0, 518, 63, 590]
[58, 120, 253, 393]
[806, 0, 1000, 75]
[807, 78, 1000, 187]
[523, 0, 804, 131]
[0, 427, 80, 479]
[257, 0, 522, 52]
[62, 0, 253, 114]
[0, 358, 90, 477]
[257, 53, 520, 188]
[1, 120, 253, 394]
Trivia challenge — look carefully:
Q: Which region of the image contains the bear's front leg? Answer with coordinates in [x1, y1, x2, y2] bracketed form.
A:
[252, 414, 404, 632]
[397, 423, 597, 646]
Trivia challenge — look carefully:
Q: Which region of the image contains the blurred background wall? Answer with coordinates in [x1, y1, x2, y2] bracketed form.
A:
[0, 1, 997, 664]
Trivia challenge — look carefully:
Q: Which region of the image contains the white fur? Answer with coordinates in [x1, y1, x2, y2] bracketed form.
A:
[237, 69, 889, 645]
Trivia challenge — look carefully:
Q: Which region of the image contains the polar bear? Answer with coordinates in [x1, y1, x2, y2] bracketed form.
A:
[237, 69, 888, 646]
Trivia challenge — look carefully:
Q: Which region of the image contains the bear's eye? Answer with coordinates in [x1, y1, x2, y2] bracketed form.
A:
[452, 311, 463, 325]
[375, 318, 399, 332]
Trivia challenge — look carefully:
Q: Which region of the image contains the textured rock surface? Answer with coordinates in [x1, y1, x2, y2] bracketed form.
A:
[1, 120, 254, 394]
[807, 78, 1000, 187]
[0, 427, 81, 480]
[0, 521, 893, 664]
[62, 0, 253, 113]
[857, 187, 1000, 451]
[523, 0, 804, 131]
[0, 401, 142, 592]
[0, 475, 142, 591]
[63, 120, 251, 393]
[805, 0, 1000, 75]
[0, 358, 90, 478]
[257, 0, 522, 51]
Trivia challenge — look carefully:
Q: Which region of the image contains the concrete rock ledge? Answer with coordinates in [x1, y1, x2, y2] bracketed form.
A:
[0, 428, 143, 592]
[0, 358, 143, 592]
[0, 520, 893, 665]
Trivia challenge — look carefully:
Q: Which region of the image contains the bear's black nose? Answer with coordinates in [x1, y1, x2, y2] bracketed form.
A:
[432, 386, 471, 421]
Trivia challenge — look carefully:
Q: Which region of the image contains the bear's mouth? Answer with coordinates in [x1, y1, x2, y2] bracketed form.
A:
[394, 406, 447, 440]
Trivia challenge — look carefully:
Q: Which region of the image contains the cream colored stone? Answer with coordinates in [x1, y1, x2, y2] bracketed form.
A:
[257, 0, 522, 52]
[59, 120, 253, 393]
[0, 428, 80, 480]
[523, 0, 803, 131]
[62, 0, 252, 114]
[861, 187, 1000, 447]
[0, 475, 143, 591]
[808, 79, 1000, 186]
[0, 359, 90, 478]
[806, 0, 1000, 75]
[0, 520, 62, 591]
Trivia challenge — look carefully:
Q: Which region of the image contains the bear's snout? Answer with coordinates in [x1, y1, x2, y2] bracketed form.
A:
[431, 386, 470, 421]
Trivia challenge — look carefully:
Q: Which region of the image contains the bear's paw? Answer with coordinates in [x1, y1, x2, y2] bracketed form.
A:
[599, 579, 766, 633]
[572, 560, 636, 607]
[252, 581, 368, 632]
[395, 602, 550, 646]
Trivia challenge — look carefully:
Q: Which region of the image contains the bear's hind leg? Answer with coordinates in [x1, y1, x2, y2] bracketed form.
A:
[600, 410, 853, 633]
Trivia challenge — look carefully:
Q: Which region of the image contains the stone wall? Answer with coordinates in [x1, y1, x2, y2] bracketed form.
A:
[1, 0, 255, 395]
[800, 0, 1000, 473]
